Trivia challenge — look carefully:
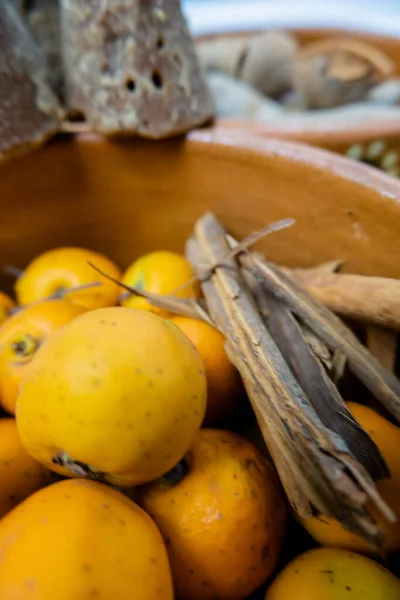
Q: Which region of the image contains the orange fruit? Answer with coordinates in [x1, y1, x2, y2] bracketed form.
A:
[169, 316, 241, 423]
[265, 547, 400, 600]
[17, 307, 207, 486]
[0, 418, 53, 519]
[121, 250, 200, 315]
[0, 292, 15, 326]
[0, 299, 85, 415]
[140, 428, 287, 600]
[299, 402, 400, 554]
[15, 246, 122, 310]
[0, 478, 174, 599]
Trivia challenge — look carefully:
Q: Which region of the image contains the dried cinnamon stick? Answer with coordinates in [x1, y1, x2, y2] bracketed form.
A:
[284, 268, 400, 332]
[261, 294, 387, 481]
[187, 213, 393, 548]
[239, 253, 400, 424]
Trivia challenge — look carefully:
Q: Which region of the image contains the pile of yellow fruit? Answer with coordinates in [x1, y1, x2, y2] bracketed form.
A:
[0, 245, 399, 599]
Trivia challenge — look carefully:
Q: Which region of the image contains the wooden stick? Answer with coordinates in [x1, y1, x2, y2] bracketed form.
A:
[260, 293, 387, 481]
[240, 253, 400, 424]
[285, 268, 400, 331]
[186, 213, 394, 549]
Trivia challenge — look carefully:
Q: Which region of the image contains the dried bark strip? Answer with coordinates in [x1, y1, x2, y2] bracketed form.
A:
[187, 213, 393, 548]
[284, 268, 400, 331]
[262, 293, 387, 481]
[240, 253, 400, 423]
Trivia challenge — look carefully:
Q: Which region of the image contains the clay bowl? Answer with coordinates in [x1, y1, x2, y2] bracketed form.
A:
[1, 126, 400, 282]
[2, 127, 400, 594]
[199, 29, 400, 176]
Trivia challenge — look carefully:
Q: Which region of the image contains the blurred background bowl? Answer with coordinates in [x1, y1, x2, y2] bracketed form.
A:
[192, 6, 400, 176]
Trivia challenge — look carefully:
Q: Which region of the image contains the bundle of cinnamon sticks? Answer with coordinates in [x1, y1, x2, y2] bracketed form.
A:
[94, 214, 400, 551]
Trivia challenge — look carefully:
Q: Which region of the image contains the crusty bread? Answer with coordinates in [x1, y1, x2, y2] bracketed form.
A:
[0, 1, 63, 160]
[61, 0, 214, 138]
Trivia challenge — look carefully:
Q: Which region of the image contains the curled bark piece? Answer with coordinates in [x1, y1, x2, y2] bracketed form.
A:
[240, 254, 400, 423]
[285, 269, 400, 332]
[293, 37, 394, 109]
[0, 1, 63, 160]
[366, 326, 397, 372]
[262, 295, 387, 481]
[187, 213, 394, 549]
[61, 0, 214, 138]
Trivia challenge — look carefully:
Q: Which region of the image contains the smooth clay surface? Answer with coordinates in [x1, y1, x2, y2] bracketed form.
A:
[1, 127, 400, 289]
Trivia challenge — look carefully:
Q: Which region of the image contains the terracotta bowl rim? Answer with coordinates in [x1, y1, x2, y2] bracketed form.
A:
[52, 128, 400, 205]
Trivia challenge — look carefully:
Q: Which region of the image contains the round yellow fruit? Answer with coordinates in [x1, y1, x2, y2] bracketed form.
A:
[265, 547, 400, 600]
[0, 478, 173, 600]
[16, 307, 207, 486]
[121, 250, 200, 315]
[15, 246, 121, 310]
[0, 418, 53, 519]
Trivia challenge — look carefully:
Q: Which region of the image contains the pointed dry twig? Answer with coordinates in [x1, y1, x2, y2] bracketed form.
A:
[169, 218, 295, 297]
[88, 261, 212, 323]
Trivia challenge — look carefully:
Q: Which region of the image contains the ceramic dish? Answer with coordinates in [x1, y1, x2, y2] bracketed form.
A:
[1, 126, 400, 280]
[198, 29, 400, 176]
[2, 126, 400, 596]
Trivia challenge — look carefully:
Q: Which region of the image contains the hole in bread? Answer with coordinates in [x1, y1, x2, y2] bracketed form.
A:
[126, 79, 136, 93]
[151, 70, 163, 89]
[156, 36, 164, 50]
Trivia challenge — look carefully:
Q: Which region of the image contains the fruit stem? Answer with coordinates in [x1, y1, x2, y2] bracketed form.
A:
[52, 452, 108, 483]
[11, 334, 41, 357]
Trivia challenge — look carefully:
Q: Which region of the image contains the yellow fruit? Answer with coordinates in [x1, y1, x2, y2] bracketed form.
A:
[169, 317, 241, 424]
[17, 307, 207, 486]
[0, 299, 85, 415]
[140, 428, 287, 600]
[121, 250, 200, 315]
[265, 547, 400, 600]
[0, 478, 173, 600]
[300, 402, 400, 554]
[15, 246, 121, 310]
[0, 418, 53, 519]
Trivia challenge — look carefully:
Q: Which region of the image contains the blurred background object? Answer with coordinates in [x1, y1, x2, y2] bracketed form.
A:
[183, 0, 400, 37]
